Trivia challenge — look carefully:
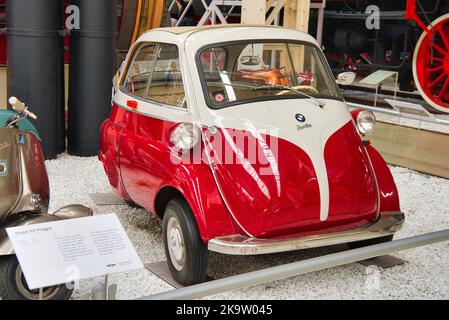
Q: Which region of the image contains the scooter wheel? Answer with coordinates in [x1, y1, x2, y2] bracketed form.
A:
[0, 255, 73, 300]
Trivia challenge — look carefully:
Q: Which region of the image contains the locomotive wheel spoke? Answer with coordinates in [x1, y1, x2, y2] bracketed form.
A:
[438, 29, 449, 50]
[433, 44, 447, 56]
[440, 78, 449, 98]
[428, 73, 446, 90]
[429, 66, 444, 73]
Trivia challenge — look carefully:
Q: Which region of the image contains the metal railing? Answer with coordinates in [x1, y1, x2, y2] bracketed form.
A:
[138, 229, 449, 300]
[347, 102, 449, 127]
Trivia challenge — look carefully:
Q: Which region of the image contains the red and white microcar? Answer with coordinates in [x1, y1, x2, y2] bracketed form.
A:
[100, 25, 404, 285]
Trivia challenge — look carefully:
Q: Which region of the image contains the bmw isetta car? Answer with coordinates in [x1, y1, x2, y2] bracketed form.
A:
[99, 25, 405, 286]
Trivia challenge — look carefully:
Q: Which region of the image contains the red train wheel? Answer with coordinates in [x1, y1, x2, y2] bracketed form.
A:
[413, 14, 449, 113]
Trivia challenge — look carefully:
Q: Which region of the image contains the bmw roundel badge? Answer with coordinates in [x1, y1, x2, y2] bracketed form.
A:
[295, 114, 306, 123]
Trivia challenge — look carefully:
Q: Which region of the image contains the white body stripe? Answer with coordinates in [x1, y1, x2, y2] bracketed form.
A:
[191, 99, 352, 223]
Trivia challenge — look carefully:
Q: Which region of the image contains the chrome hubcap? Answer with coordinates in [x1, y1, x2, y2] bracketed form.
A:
[167, 217, 185, 271]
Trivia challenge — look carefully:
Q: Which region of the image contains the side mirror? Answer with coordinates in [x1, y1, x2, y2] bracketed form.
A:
[336, 72, 356, 85]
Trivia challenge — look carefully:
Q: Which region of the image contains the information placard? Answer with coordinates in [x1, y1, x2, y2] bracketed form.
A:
[6, 214, 143, 290]
[360, 70, 398, 85]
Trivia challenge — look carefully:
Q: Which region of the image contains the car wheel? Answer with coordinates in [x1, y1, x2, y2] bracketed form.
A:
[347, 235, 394, 249]
[0, 255, 73, 300]
[163, 199, 208, 286]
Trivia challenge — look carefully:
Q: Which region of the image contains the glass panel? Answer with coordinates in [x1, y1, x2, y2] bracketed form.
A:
[198, 41, 343, 108]
[122, 44, 156, 98]
[147, 44, 187, 108]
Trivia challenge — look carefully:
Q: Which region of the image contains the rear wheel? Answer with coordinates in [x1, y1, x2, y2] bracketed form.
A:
[0, 256, 73, 300]
[163, 199, 208, 286]
[347, 235, 394, 249]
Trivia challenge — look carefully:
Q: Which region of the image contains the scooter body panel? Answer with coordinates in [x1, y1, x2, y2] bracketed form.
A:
[0, 128, 49, 223]
[0, 128, 21, 220]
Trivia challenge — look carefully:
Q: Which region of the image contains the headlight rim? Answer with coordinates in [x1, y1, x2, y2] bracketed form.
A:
[356, 110, 376, 136]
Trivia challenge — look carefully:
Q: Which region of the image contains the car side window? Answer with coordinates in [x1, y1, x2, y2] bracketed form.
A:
[122, 43, 156, 98]
[147, 44, 187, 109]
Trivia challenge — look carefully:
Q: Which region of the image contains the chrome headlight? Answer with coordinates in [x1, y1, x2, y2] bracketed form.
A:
[355, 110, 376, 135]
[170, 123, 200, 151]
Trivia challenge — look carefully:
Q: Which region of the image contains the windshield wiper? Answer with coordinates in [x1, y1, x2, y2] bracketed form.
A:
[220, 83, 326, 108]
[254, 85, 326, 108]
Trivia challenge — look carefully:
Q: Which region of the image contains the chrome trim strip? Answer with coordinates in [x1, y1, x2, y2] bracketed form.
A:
[208, 212, 405, 255]
[117, 87, 191, 112]
[114, 100, 190, 123]
[363, 143, 382, 220]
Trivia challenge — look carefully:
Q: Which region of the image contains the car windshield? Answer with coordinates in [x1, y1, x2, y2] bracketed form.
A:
[198, 41, 343, 108]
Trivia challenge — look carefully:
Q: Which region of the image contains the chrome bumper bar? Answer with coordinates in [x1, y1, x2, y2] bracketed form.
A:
[208, 212, 405, 255]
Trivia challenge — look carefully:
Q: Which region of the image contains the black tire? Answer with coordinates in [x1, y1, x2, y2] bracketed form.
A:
[0, 255, 73, 300]
[163, 198, 208, 286]
[347, 235, 394, 250]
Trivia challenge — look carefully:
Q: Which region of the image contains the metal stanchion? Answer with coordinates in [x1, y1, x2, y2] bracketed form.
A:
[138, 230, 449, 300]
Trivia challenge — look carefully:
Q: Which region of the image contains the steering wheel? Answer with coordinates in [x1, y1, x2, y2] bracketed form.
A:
[276, 85, 320, 96]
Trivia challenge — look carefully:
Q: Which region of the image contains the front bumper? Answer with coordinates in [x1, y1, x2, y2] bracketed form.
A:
[208, 212, 405, 255]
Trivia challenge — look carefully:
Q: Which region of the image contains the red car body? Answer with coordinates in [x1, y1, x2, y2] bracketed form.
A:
[99, 26, 403, 260]
[100, 103, 400, 242]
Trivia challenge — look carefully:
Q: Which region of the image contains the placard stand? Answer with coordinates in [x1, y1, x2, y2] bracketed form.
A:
[385, 99, 434, 176]
[360, 70, 399, 108]
[88, 274, 117, 300]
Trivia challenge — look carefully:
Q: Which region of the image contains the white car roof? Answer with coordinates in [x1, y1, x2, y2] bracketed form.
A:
[136, 25, 319, 48]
